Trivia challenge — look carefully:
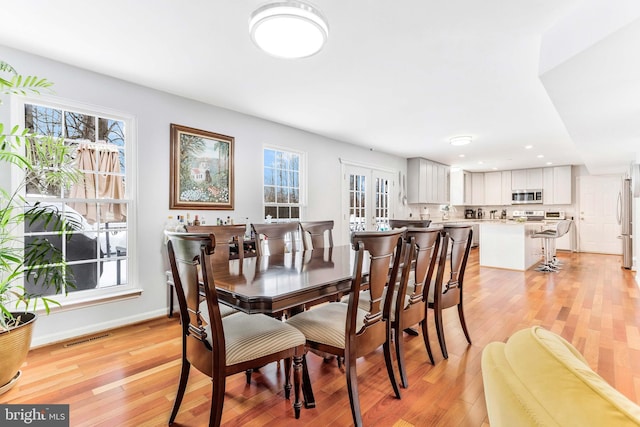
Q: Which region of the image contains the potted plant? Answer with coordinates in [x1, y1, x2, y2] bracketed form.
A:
[0, 60, 80, 394]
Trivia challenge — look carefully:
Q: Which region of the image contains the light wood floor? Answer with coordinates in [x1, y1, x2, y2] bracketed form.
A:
[2, 249, 639, 426]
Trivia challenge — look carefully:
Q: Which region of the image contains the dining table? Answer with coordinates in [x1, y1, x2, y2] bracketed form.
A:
[212, 244, 362, 315]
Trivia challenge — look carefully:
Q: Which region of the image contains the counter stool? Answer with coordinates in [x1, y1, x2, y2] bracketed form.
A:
[531, 220, 572, 272]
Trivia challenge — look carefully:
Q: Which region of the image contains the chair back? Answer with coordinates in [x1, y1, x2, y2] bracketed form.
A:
[185, 224, 246, 264]
[300, 220, 334, 250]
[166, 232, 220, 377]
[389, 219, 432, 229]
[555, 219, 572, 237]
[348, 228, 405, 354]
[432, 225, 473, 310]
[402, 228, 441, 306]
[251, 222, 300, 256]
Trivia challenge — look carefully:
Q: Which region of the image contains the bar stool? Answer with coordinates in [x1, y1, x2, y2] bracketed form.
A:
[532, 220, 572, 272]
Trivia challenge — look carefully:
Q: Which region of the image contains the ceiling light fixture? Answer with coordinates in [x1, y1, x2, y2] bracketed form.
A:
[449, 136, 472, 146]
[249, 1, 329, 59]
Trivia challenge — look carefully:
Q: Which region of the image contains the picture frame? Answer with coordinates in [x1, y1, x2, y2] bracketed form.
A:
[169, 123, 234, 210]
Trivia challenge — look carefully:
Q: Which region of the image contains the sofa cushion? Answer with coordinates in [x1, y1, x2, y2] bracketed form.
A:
[482, 326, 640, 426]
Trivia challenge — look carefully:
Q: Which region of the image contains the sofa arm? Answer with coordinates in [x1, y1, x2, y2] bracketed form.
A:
[482, 341, 559, 426]
[482, 327, 640, 426]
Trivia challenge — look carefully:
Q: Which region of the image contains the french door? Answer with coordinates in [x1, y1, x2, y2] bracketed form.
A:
[342, 164, 395, 239]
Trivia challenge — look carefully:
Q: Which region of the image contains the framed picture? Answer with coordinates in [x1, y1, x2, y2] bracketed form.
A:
[170, 123, 234, 210]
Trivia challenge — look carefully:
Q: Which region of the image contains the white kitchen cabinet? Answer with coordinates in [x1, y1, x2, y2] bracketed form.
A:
[512, 168, 543, 190]
[542, 165, 572, 205]
[407, 158, 450, 204]
[451, 169, 474, 206]
[483, 171, 512, 206]
[464, 172, 472, 205]
[484, 171, 502, 205]
[450, 169, 464, 205]
[471, 172, 485, 205]
[501, 170, 512, 205]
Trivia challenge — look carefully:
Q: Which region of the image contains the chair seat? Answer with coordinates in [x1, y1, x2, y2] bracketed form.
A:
[199, 300, 238, 320]
[286, 303, 368, 349]
[340, 288, 410, 322]
[204, 312, 305, 366]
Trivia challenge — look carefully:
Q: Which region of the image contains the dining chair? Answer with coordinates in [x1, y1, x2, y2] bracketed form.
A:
[185, 224, 247, 264]
[166, 232, 306, 426]
[251, 222, 300, 256]
[299, 220, 334, 250]
[388, 219, 432, 229]
[391, 227, 442, 387]
[286, 228, 404, 427]
[428, 224, 473, 359]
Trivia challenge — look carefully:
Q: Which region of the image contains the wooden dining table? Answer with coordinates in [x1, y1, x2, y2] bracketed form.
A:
[212, 244, 361, 315]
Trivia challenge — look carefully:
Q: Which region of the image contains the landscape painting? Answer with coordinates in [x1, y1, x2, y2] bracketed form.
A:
[169, 123, 234, 210]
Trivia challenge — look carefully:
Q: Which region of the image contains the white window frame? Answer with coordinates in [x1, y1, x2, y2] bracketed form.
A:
[10, 94, 140, 310]
[262, 145, 306, 222]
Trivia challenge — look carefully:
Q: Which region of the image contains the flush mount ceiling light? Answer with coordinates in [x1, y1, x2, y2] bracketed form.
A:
[449, 136, 472, 146]
[249, 1, 329, 59]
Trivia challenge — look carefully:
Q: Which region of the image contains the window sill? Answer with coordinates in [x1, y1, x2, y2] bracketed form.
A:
[32, 287, 143, 315]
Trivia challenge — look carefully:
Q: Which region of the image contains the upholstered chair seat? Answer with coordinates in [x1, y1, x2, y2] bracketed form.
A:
[286, 303, 367, 349]
[199, 300, 238, 319]
[204, 311, 305, 366]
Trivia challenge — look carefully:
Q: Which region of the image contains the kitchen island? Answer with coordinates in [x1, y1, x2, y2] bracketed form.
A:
[479, 221, 542, 270]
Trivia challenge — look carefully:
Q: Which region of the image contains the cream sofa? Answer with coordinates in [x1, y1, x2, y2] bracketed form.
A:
[482, 326, 640, 426]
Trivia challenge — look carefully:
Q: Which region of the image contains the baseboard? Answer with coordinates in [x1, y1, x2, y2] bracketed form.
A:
[30, 308, 169, 348]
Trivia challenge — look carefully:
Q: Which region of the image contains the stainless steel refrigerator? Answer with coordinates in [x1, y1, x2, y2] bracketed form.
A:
[618, 178, 633, 269]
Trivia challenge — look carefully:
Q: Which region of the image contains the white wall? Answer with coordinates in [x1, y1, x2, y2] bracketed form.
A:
[0, 45, 406, 346]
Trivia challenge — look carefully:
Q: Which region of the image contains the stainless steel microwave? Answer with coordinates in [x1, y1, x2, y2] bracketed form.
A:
[511, 189, 543, 204]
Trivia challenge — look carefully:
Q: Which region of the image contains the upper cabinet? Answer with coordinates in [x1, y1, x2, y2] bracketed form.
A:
[512, 168, 543, 190]
[471, 172, 485, 205]
[407, 158, 450, 204]
[543, 165, 572, 205]
[450, 169, 472, 205]
[483, 171, 512, 206]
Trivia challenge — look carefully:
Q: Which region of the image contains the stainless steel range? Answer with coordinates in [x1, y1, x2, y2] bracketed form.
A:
[512, 210, 545, 221]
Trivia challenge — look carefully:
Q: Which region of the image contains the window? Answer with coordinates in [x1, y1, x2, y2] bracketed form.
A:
[18, 99, 133, 298]
[263, 147, 302, 221]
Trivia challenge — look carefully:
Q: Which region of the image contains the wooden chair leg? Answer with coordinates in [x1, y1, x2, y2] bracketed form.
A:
[420, 319, 435, 365]
[434, 307, 448, 359]
[346, 354, 363, 427]
[394, 326, 409, 388]
[458, 303, 472, 344]
[384, 337, 402, 398]
[284, 357, 292, 400]
[168, 360, 191, 424]
[209, 374, 226, 427]
[292, 354, 303, 419]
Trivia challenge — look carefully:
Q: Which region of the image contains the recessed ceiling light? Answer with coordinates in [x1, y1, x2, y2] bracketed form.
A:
[546, 162, 553, 165]
[525, 145, 533, 149]
[458, 154, 465, 158]
[249, 1, 329, 59]
[478, 161, 484, 165]
[492, 167, 498, 170]
[537, 154, 544, 158]
[449, 136, 472, 146]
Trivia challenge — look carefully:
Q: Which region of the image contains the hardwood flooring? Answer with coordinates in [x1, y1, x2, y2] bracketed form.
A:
[2, 249, 639, 426]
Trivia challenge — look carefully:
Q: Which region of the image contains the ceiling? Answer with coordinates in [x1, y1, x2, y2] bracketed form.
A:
[1, 0, 639, 174]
